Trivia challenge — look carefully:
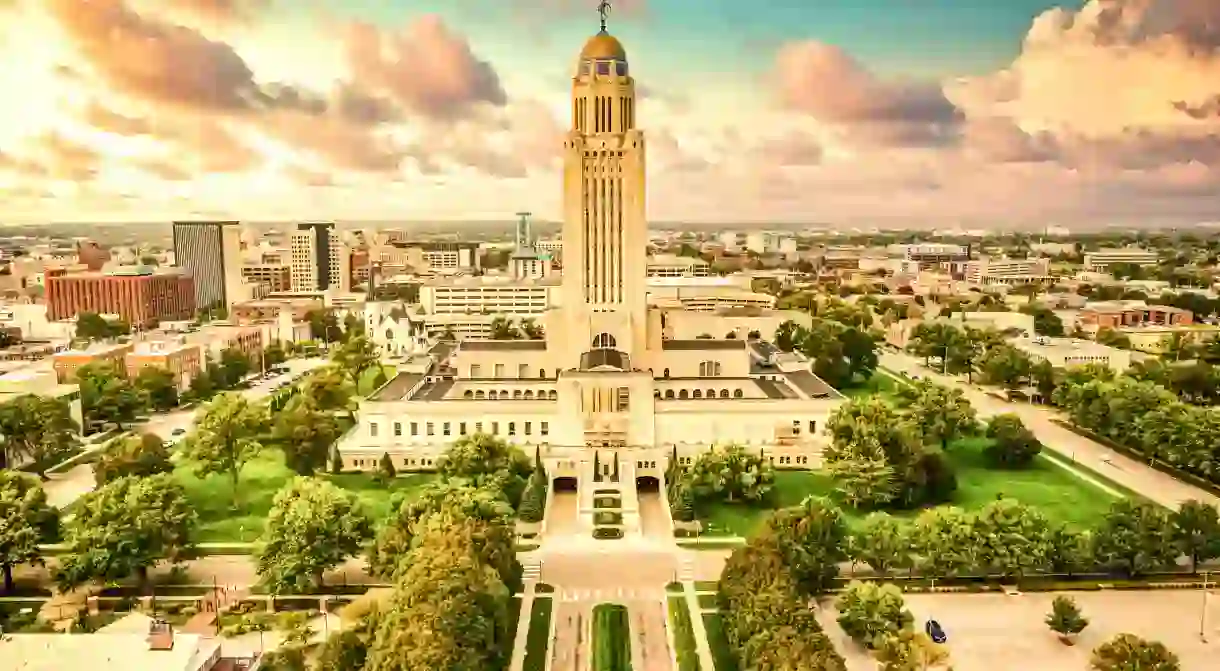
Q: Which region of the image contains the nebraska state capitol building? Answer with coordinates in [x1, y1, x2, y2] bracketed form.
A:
[337, 27, 842, 504]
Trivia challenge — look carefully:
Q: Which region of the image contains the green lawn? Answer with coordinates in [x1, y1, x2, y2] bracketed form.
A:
[668, 597, 701, 671]
[841, 372, 901, 403]
[592, 604, 632, 671]
[697, 437, 1120, 538]
[357, 365, 397, 396]
[523, 597, 554, 671]
[702, 612, 738, 671]
[173, 451, 435, 542]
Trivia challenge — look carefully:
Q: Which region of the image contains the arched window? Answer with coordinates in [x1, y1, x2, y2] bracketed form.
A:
[524, 390, 534, 400]
[548, 390, 558, 400]
[705, 389, 715, 398]
[733, 389, 744, 398]
[513, 390, 522, 399]
[719, 389, 729, 398]
[662, 368, 671, 378]
[475, 390, 486, 399]
[539, 369, 547, 378]
[385, 328, 394, 341]
[678, 389, 689, 399]
[665, 390, 675, 399]
[724, 332, 737, 339]
[463, 390, 474, 398]
[592, 333, 617, 349]
[654, 390, 661, 398]
[692, 389, 702, 399]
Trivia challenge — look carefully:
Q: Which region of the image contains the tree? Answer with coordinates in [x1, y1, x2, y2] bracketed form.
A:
[849, 513, 910, 575]
[910, 507, 978, 578]
[757, 496, 847, 594]
[1021, 305, 1066, 337]
[519, 318, 543, 339]
[972, 499, 1054, 578]
[94, 433, 171, 486]
[76, 362, 147, 430]
[256, 477, 372, 593]
[828, 455, 897, 509]
[489, 316, 519, 340]
[517, 470, 547, 523]
[976, 344, 1034, 390]
[982, 413, 1043, 468]
[683, 443, 776, 505]
[670, 483, 696, 522]
[0, 471, 58, 593]
[1046, 595, 1088, 642]
[1095, 327, 1131, 349]
[218, 347, 253, 387]
[0, 394, 79, 473]
[903, 380, 978, 449]
[1092, 499, 1179, 576]
[75, 312, 126, 341]
[342, 313, 364, 341]
[133, 367, 179, 412]
[262, 341, 288, 372]
[377, 452, 397, 482]
[186, 366, 217, 402]
[875, 630, 950, 671]
[437, 433, 533, 506]
[331, 334, 381, 392]
[267, 396, 342, 476]
[1170, 499, 1220, 573]
[824, 398, 936, 508]
[305, 309, 343, 343]
[181, 392, 268, 505]
[835, 580, 913, 649]
[1090, 634, 1180, 671]
[303, 366, 355, 416]
[56, 474, 195, 592]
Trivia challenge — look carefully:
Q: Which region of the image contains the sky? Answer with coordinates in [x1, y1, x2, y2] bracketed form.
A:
[0, 0, 1219, 226]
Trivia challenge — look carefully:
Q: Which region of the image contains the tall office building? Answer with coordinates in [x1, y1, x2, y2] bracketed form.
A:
[172, 221, 244, 313]
[290, 222, 350, 292]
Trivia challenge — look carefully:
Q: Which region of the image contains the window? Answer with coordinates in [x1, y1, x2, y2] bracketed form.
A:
[369, 423, 379, 437]
[470, 364, 481, 377]
[662, 368, 670, 378]
[679, 389, 689, 399]
[792, 420, 801, 436]
[426, 422, 434, 436]
[494, 363, 505, 378]
[592, 333, 616, 349]
[518, 364, 528, 378]
[443, 422, 451, 436]
[410, 422, 418, 436]
[508, 422, 516, 436]
[460, 422, 467, 435]
[617, 387, 630, 411]
[734, 389, 744, 398]
[541, 421, 549, 436]
[475, 421, 484, 433]
[809, 420, 816, 434]
[539, 369, 547, 378]
[699, 361, 723, 377]
[492, 421, 500, 434]
[525, 421, 532, 435]
[720, 389, 729, 398]
[393, 422, 402, 437]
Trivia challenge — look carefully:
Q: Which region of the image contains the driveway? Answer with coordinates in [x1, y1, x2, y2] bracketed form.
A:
[879, 351, 1220, 511]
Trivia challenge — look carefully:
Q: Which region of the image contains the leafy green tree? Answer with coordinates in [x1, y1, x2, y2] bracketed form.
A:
[982, 413, 1043, 468]
[186, 366, 217, 402]
[256, 477, 372, 594]
[377, 452, 397, 481]
[740, 624, 847, 671]
[267, 396, 342, 476]
[972, 499, 1054, 577]
[0, 394, 79, 473]
[262, 341, 287, 372]
[314, 619, 374, 671]
[976, 344, 1034, 390]
[181, 392, 268, 505]
[1092, 500, 1179, 576]
[94, 432, 171, 486]
[849, 513, 910, 575]
[670, 483, 696, 522]
[133, 367, 179, 412]
[1090, 634, 1180, 671]
[519, 318, 544, 339]
[1046, 595, 1088, 641]
[218, 347, 253, 387]
[828, 454, 897, 509]
[902, 380, 978, 449]
[305, 309, 343, 343]
[684, 443, 776, 505]
[438, 433, 534, 506]
[1046, 525, 1096, 576]
[875, 630, 950, 671]
[57, 474, 195, 591]
[0, 471, 58, 593]
[330, 334, 381, 392]
[517, 471, 547, 523]
[302, 366, 355, 416]
[489, 315, 519, 340]
[910, 507, 978, 577]
[757, 496, 847, 594]
[76, 362, 148, 430]
[75, 312, 127, 341]
[1170, 499, 1220, 573]
[835, 580, 913, 649]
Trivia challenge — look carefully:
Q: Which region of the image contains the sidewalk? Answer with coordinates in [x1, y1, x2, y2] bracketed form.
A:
[878, 352, 1220, 512]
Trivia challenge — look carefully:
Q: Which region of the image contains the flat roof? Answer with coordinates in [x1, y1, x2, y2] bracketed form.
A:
[410, 380, 455, 400]
[367, 371, 425, 401]
[460, 340, 548, 351]
[661, 339, 747, 351]
[782, 370, 842, 399]
[0, 632, 219, 671]
[754, 378, 796, 399]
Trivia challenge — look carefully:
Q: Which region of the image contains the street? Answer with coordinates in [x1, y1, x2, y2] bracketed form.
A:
[878, 350, 1220, 511]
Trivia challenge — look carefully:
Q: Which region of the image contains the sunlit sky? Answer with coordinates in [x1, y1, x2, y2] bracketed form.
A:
[0, 0, 1218, 225]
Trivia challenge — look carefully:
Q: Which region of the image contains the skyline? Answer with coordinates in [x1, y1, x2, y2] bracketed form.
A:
[0, 0, 1216, 226]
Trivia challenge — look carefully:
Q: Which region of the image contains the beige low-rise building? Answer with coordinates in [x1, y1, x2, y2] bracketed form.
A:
[0, 367, 83, 431]
[1010, 336, 1131, 373]
[125, 339, 204, 389]
[52, 342, 132, 382]
[1118, 324, 1220, 354]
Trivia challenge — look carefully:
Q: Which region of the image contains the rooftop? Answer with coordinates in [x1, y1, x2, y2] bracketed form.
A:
[367, 371, 425, 401]
[460, 340, 548, 351]
[782, 370, 843, 399]
[0, 631, 220, 671]
[661, 339, 747, 351]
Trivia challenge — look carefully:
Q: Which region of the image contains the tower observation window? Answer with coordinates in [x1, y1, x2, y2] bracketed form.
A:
[596, 61, 611, 75]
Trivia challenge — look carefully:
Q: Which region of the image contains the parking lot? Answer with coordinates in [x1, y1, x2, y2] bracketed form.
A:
[816, 590, 1220, 670]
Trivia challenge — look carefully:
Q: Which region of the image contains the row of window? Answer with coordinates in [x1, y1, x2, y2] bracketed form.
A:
[351, 457, 436, 469]
[655, 388, 744, 399]
[774, 455, 811, 465]
[470, 364, 554, 379]
[462, 389, 558, 400]
[370, 420, 551, 439]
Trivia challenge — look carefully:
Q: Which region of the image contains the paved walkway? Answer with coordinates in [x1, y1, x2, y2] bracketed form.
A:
[879, 351, 1220, 511]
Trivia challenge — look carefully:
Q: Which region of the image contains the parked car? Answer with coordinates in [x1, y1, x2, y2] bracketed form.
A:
[925, 619, 947, 644]
[171, 428, 186, 436]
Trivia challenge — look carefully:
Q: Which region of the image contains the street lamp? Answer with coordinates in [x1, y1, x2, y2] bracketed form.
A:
[1200, 570, 1211, 642]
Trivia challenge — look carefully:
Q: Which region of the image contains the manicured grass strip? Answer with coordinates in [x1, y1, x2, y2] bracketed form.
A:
[667, 597, 701, 671]
[702, 612, 738, 671]
[522, 597, 553, 671]
[693, 581, 719, 592]
[592, 603, 632, 671]
[507, 596, 523, 659]
[696, 593, 717, 610]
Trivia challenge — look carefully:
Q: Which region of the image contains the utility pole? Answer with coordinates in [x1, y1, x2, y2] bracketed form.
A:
[1201, 571, 1211, 642]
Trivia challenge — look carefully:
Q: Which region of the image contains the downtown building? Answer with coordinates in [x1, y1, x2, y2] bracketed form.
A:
[45, 266, 195, 328]
[290, 222, 350, 292]
[171, 221, 244, 312]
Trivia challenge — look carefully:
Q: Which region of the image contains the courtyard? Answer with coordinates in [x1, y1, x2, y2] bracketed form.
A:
[819, 590, 1220, 671]
[172, 451, 435, 542]
[696, 436, 1122, 538]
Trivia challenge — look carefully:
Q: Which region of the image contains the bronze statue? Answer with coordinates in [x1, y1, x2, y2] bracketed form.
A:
[597, 1, 611, 32]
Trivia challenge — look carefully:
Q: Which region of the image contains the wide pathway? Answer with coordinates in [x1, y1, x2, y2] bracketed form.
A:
[879, 350, 1220, 511]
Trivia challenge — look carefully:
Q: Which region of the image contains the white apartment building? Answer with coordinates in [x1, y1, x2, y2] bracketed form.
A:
[888, 243, 971, 260]
[1083, 247, 1159, 271]
[290, 223, 349, 292]
[965, 257, 1051, 285]
[647, 254, 709, 277]
[1010, 336, 1131, 373]
[420, 277, 559, 315]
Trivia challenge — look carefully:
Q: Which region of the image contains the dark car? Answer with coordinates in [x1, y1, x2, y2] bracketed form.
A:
[925, 619, 947, 644]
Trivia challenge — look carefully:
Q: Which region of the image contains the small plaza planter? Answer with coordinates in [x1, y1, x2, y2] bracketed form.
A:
[594, 511, 623, 526]
[1057, 633, 1079, 646]
[592, 527, 624, 540]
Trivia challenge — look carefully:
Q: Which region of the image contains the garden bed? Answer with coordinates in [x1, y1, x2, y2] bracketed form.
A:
[522, 597, 553, 671]
[668, 597, 701, 671]
[594, 496, 621, 509]
[594, 511, 623, 526]
[592, 527, 624, 540]
[592, 604, 632, 671]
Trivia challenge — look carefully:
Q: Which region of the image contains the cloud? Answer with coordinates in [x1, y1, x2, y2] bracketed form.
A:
[775, 41, 963, 148]
[342, 16, 506, 119]
[80, 101, 259, 173]
[166, 0, 268, 24]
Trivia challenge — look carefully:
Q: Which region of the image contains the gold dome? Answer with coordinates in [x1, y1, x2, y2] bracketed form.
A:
[580, 31, 627, 61]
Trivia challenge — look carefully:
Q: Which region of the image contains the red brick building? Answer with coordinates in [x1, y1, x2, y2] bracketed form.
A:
[46, 267, 195, 327]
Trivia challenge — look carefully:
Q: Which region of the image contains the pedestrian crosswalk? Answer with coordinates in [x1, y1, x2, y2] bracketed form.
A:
[522, 559, 542, 581]
[557, 587, 665, 602]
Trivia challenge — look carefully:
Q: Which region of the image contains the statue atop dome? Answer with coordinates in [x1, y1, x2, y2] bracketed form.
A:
[597, 1, 611, 33]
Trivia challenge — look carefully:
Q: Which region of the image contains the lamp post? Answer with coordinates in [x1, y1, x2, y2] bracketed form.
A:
[1200, 570, 1211, 642]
